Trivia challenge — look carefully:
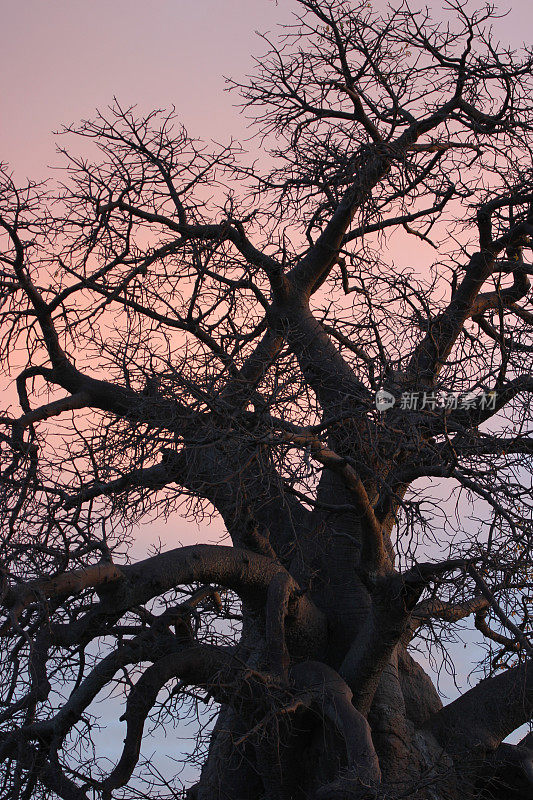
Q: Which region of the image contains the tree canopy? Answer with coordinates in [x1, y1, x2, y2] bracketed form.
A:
[1, 1, 533, 798]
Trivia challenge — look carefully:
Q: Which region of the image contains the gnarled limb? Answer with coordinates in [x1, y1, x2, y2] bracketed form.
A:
[406, 204, 532, 387]
[2, 561, 125, 629]
[340, 561, 471, 713]
[467, 565, 533, 657]
[272, 426, 387, 572]
[291, 660, 381, 797]
[411, 594, 489, 629]
[475, 610, 520, 653]
[2, 544, 327, 663]
[481, 731, 533, 799]
[24, 630, 173, 743]
[0, 736, 89, 800]
[426, 659, 533, 757]
[101, 644, 233, 795]
[0, 392, 91, 431]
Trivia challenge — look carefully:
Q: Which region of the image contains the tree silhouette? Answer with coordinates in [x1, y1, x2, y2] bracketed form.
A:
[1, 1, 533, 797]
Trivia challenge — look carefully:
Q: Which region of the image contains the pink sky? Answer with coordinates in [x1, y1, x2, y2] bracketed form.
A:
[2, 0, 531, 182]
[1, 0, 531, 762]
[2, 0, 532, 552]
[1, 1, 531, 548]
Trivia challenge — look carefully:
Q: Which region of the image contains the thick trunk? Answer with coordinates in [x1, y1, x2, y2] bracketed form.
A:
[192, 647, 457, 799]
[188, 473, 529, 800]
[193, 646, 533, 800]
[189, 557, 531, 800]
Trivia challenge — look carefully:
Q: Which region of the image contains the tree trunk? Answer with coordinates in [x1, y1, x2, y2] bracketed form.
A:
[193, 645, 453, 798]
[189, 505, 530, 800]
[194, 643, 533, 799]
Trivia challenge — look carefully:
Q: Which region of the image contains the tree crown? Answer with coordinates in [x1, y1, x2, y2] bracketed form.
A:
[1, 1, 533, 798]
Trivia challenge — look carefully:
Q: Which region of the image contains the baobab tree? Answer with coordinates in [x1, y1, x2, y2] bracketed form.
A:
[1, 1, 533, 797]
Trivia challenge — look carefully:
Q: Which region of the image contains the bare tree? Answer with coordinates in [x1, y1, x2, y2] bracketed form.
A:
[1, 1, 533, 797]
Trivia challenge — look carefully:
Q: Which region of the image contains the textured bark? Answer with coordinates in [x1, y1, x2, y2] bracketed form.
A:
[193, 620, 462, 800]
[2, 2, 533, 798]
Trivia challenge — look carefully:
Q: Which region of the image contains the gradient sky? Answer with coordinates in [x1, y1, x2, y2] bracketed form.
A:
[2, 0, 296, 180]
[2, 0, 530, 542]
[2, 0, 532, 579]
[2, 0, 532, 182]
[1, 0, 532, 779]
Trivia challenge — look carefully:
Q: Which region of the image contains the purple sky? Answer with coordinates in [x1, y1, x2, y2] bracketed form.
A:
[1, 0, 531, 553]
[2, 1, 295, 180]
[2, 0, 531, 182]
[1, 0, 532, 768]
[2, 0, 532, 573]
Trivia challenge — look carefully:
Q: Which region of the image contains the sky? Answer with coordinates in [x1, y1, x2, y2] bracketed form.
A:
[2, 0, 532, 182]
[2, 0, 530, 550]
[2, 0, 299, 181]
[1, 0, 533, 784]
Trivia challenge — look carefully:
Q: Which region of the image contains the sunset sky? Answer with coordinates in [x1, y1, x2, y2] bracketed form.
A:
[2, 0, 532, 183]
[2, 1, 532, 552]
[1, 0, 532, 774]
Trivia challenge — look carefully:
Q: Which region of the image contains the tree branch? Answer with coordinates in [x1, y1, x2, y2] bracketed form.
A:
[291, 660, 381, 794]
[427, 658, 533, 754]
[3, 544, 326, 658]
[101, 645, 234, 795]
[271, 427, 387, 572]
[467, 565, 533, 657]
